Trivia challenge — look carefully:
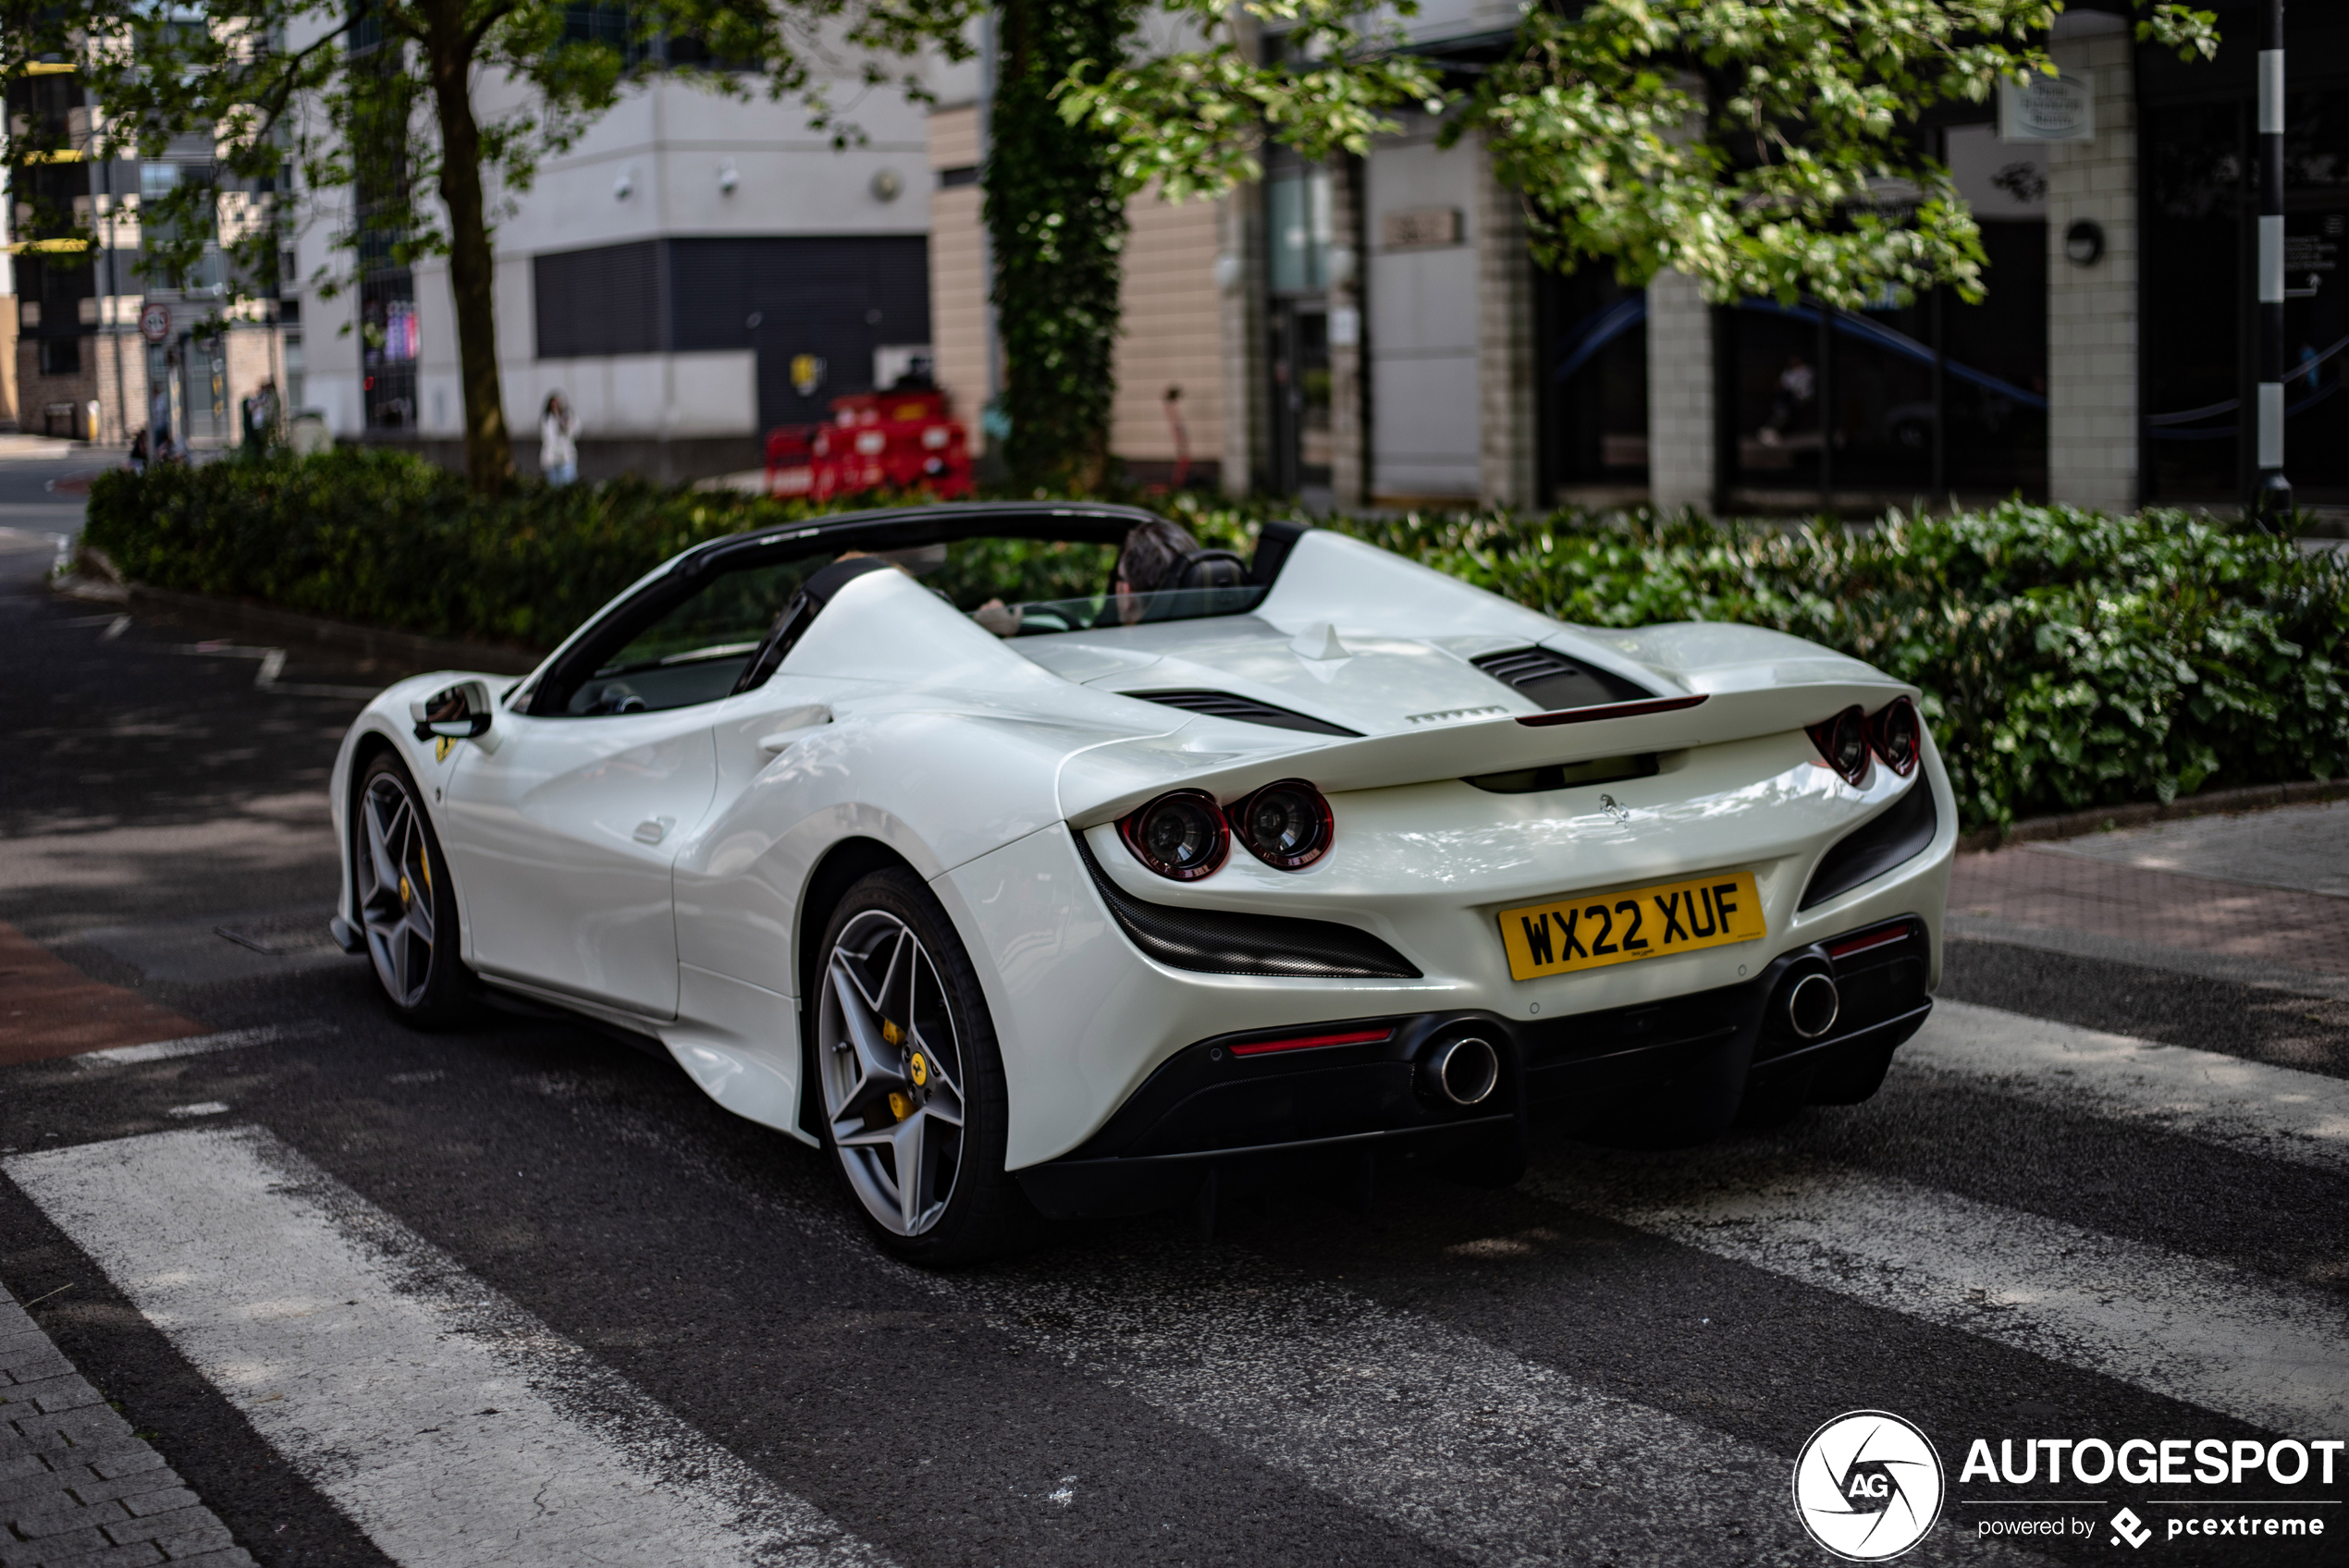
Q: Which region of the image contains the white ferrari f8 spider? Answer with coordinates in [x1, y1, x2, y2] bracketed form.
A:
[329, 503, 1953, 1261]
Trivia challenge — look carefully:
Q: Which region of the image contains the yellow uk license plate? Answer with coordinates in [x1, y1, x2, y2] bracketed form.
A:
[1497, 870, 1766, 982]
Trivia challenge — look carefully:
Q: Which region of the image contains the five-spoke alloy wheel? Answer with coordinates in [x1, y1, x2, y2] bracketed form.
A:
[354, 753, 468, 1025]
[814, 869, 1033, 1262]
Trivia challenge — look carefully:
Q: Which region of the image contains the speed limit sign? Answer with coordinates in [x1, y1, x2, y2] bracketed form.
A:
[138, 302, 171, 344]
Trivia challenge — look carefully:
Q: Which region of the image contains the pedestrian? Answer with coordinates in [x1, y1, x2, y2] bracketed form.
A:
[128, 428, 148, 473]
[241, 380, 279, 456]
[540, 392, 579, 485]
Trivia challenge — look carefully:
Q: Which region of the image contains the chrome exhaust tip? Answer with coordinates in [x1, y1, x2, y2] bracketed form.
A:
[1420, 1035, 1500, 1108]
[1782, 972, 1841, 1040]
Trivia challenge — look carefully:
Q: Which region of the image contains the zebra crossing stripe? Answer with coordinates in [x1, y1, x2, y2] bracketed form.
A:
[951, 1252, 2024, 1568]
[74, 1023, 316, 1067]
[1906, 1000, 2349, 1176]
[4, 1127, 892, 1568]
[1528, 1152, 2349, 1436]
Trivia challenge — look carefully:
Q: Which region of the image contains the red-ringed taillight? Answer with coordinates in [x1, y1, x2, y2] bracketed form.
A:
[1806, 704, 1871, 786]
[1118, 790, 1229, 881]
[1868, 695, 1921, 778]
[1228, 778, 1334, 870]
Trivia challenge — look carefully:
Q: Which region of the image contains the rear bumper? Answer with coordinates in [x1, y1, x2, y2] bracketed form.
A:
[1013, 914, 1933, 1219]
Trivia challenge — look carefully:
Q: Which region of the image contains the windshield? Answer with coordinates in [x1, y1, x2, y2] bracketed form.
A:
[541, 521, 1279, 716]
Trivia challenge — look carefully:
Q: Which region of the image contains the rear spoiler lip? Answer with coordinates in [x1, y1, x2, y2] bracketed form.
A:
[1057, 677, 1914, 827]
[1516, 692, 1708, 728]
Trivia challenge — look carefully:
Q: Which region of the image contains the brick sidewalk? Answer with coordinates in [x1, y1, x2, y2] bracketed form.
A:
[0, 925, 205, 1069]
[1949, 845, 2349, 978]
[1, 1286, 252, 1568]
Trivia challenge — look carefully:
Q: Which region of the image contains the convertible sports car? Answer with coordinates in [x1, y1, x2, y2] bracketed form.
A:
[328, 501, 1952, 1262]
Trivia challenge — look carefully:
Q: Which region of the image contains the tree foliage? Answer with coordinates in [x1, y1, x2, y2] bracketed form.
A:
[1062, 0, 2219, 309]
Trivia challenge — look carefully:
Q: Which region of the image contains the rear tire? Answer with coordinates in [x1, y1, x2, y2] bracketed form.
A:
[811, 868, 1039, 1266]
[352, 752, 471, 1028]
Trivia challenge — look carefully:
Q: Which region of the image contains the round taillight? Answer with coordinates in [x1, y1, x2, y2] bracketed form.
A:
[1119, 790, 1230, 880]
[1869, 695, 1921, 778]
[1807, 705, 1870, 786]
[1229, 778, 1333, 870]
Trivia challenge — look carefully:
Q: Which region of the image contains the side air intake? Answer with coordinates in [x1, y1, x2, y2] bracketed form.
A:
[1072, 831, 1420, 979]
[1122, 689, 1361, 737]
[1472, 647, 1654, 712]
[1799, 780, 1938, 910]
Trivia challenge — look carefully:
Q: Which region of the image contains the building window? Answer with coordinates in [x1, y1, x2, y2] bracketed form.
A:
[361, 273, 418, 428]
[1266, 169, 1331, 294]
[38, 337, 82, 375]
[534, 241, 662, 358]
[1542, 269, 1650, 491]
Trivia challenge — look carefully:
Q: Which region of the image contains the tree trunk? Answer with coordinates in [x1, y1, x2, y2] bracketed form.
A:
[985, 0, 1135, 495]
[419, 0, 512, 494]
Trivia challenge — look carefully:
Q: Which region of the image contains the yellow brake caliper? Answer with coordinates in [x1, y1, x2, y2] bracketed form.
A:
[882, 1020, 913, 1121]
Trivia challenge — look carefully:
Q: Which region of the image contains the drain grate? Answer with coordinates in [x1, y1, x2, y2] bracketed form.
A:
[215, 913, 343, 957]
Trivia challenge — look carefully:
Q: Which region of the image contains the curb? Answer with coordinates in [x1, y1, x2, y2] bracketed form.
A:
[1956, 778, 2349, 854]
[54, 557, 545, 676]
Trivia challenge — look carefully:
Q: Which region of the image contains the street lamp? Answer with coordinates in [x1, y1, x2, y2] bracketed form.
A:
[2253, 0, 2292, 525]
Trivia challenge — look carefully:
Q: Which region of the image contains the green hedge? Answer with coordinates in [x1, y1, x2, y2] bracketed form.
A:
[84, 447, 829, 651]
[1297, 504, 2349, 831]
[84, 449, 2349, 829]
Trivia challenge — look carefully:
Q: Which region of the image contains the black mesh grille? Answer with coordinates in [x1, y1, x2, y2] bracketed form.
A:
[1800, 781, 1938, 910]
[1072, 831, 1420, 979]
[1471, 647, 1654, 712]
[1123, 690, 1360, 737]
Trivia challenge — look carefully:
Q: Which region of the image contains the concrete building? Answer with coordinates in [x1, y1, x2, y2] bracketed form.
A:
[936, 0, 2343, 513]
[6, 55, 291, 449]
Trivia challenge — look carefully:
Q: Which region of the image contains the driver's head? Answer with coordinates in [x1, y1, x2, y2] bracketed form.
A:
[1113, 519, 1202, 597]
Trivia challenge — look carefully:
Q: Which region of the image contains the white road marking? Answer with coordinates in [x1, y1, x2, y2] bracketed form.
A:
[1908, 999, 2349, 1176]
[1527, 1152, 2349, 1435]
[956, 1251, 2018, 1567]
[177, 639, 379, 699]
[165, 1101, 230, 1117]
[6, 1128, 892, 1568]
[572, 1099, 2020, 1567]
[76, 1023, 314, 1067]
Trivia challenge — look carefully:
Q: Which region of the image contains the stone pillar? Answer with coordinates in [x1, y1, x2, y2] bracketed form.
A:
[2043, 20, 2138, 510]
[1645, 269, 1716, 515]
[1475, 134, 1538, 508]
[1327, 156, 1367, 509]
[1216, 186, 1264, 498]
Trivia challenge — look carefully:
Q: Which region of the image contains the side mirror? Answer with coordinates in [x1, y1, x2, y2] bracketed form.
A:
[411, 681, 498, 746]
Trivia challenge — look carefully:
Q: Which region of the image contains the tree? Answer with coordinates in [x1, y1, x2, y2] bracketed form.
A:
[1062, 0, 2219, 312]
[26, 0, 976, 494]
[986, 0, 1142, 494]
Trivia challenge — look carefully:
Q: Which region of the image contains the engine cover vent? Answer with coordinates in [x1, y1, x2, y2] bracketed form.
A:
[1472, 647, 1654, 713]
[1123, 689, 1361, 737]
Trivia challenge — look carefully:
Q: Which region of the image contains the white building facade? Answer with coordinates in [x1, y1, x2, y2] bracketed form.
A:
[295, 41, 957, 481]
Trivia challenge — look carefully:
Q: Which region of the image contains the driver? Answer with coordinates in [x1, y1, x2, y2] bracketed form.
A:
[974, 519, 1211, 636]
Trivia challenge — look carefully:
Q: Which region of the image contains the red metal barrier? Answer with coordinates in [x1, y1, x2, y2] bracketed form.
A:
[766, 390, 971, 500]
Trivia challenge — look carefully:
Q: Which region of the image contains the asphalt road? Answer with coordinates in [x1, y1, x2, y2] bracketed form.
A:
[3, 528, 2345, 1568]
